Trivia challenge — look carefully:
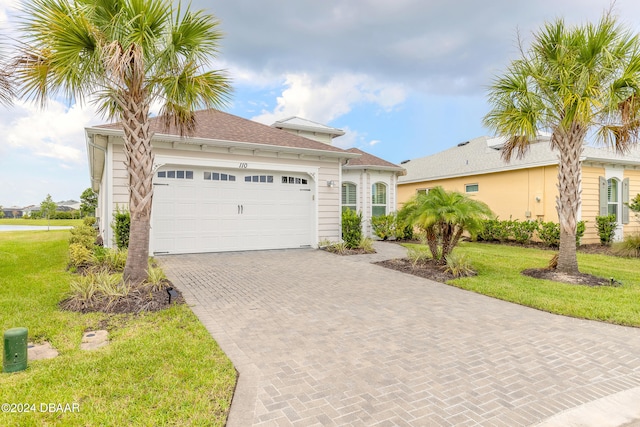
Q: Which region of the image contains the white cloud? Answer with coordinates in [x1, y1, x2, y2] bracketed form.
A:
[2, 99, 102, 164]
[250, 73, 407, 126]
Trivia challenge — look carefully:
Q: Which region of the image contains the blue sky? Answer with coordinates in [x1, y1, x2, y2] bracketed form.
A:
[2, 0, 640, 207]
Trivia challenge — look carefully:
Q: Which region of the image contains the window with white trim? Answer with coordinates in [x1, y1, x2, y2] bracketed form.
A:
[342, 182, 357, 212]
[465, 183, 479, 193]
[372, 182, 387, 217]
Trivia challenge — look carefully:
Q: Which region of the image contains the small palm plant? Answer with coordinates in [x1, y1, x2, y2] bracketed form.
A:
[399, 187, 493, 264]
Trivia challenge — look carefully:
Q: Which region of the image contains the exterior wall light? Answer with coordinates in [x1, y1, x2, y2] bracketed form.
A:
[327, 180, 337, 187]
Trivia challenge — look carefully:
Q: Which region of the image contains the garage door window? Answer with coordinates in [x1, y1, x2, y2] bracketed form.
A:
[282, 176, 308, 185]
[204, 171, 236, 181]
[157, 170, 193, 179]
[245, 175, 274, 183]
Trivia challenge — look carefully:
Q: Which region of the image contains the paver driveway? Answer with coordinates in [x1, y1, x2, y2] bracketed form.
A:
[159, 243, 640, 426]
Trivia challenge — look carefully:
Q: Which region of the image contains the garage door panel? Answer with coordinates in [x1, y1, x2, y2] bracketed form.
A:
[152, 167, 314, 254]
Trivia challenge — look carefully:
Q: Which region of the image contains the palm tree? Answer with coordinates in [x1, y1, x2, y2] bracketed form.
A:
[16, 0, 231, 283]
[399, 187, 493, 264]
[484, 13, 640, 274]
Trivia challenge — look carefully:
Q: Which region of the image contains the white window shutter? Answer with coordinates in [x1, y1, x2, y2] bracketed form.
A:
[599, 176, 608, 216]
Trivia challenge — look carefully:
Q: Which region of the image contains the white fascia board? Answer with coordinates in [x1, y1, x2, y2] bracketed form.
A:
[274, 121, 346, 137]
[342, 165, 407, 175]
[85, 126, 359, 160]
[583, 155, 640, 167]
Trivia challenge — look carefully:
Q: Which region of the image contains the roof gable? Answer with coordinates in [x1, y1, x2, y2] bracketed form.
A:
[95, 109, 347, 153]
[344, 148, 405, 173]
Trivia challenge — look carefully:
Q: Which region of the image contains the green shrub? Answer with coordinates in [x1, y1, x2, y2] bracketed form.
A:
[342, 209, 363, 249]
[444, 251, 475, 278]
[83, 216, 97, 227]
[538, 221, 560, 247]
[495, 219, 513, 242]
[477, 219, 500, 241]
[596, 214, 617, 245]
[112, 207, 130, 250]
[511, 220, 539, 244]
[537, 220, 585, 247]
[395, 223, 414, 241]
[612, 234, 640, 257]
[371, 213, 396, 240]
[69, 243, 92, 268]
[69, 224, 97, 249]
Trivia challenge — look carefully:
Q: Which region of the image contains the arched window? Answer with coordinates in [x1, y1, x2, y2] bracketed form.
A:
[372, 182, 387, 217]
[608, 178, 619, 220]
[342, 182, 357, 212]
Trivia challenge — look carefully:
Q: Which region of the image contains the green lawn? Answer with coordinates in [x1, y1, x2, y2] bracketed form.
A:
[0, 231, 236, 426]
[404, 242, 640, 327]
[0, 218, 83, 226]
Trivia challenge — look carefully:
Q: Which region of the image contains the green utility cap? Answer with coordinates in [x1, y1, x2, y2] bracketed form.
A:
[3, 327, 28, 373]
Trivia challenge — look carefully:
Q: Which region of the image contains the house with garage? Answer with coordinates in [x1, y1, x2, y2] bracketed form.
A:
[397, 135, 640, 244]
[86, 110, 404, 254]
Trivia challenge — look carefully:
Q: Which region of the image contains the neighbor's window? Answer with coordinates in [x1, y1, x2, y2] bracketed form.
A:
[372, 182, 387, 217]
[465, 183, 479, 193]
[608, 178, 619, 220]
[342, 182, 357, 212]
[416, 188, 429, 196]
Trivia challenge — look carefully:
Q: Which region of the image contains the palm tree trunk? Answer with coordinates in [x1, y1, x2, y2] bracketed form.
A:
[425, 227, 440, 262]
[554, 124, 585, 274]
[121, 97, 154, 284]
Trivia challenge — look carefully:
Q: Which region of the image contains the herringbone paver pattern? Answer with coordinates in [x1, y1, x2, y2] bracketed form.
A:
[159, 243, 640, 426]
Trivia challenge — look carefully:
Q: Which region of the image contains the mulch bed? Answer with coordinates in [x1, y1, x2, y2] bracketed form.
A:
[374, 241, 621, 287]
[374, 258, 460, 283]
[60, 280, 184, 314]
[521, 268, 618, 287]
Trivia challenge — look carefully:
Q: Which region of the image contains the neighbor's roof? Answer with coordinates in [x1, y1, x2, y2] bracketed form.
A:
[271, 116, 345, 138]
[399, 136, 640, 184]
[344, 148, 406, 174]
[92, 109, 349, 154]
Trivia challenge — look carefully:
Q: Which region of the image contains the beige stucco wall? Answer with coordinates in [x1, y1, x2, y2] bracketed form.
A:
[581, 165, 604, 243]
[102, 137, 343, 248]
[398, 165, 559, 222]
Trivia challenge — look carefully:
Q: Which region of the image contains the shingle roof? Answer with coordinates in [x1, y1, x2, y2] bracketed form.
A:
[399, 136, 640, 184]
[344, 148, 405, 173]
[95, 109, 348, 153]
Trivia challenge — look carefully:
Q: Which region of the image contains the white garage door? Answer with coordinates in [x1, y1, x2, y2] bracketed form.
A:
[151, 167, 314, 254]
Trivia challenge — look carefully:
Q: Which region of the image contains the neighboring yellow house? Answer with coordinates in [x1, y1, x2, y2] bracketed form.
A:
[397, 135, 640, 244]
